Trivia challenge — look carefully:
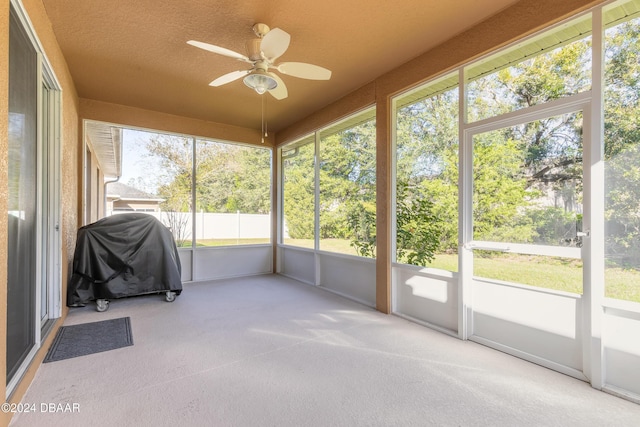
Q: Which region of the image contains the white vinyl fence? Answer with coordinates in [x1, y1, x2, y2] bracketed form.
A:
[110, 211, 271, 240]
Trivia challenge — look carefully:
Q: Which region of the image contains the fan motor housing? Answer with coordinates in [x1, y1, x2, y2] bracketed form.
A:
[245, 38, 262, 61]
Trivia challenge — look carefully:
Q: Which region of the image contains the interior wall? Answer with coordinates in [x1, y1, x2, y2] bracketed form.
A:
[79, 98, 274, 147]
[275, 82, 376, 144]
[1, 0, 80, 424]
[84, 149, 102, 224]
[97, 168, 104, 219]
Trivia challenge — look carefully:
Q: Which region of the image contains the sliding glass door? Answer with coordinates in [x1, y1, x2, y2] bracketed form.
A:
[7, 2, 62, 392]
[7, 6, 38, 384]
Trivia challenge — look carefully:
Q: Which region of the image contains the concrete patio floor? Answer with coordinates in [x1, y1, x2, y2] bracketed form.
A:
[10, 274, 640, 426]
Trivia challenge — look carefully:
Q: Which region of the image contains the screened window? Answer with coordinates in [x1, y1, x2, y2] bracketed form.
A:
[470, 108, 584, 294]
[111, 129, 272, 248]
[472, 112, 583, 246]
[604, 0, 640, 302]
[195, 140, 271, 246]
[116, 131, 194, 247]
[466, 15, 592, 122]
[281, 136, 315, 248]
[395, 75, 459, 271]
[319, 110, 376, 257]
[280, 109, 376, 257]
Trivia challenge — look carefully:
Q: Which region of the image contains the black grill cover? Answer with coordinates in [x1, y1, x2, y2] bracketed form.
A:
[67, 213, 182, 306]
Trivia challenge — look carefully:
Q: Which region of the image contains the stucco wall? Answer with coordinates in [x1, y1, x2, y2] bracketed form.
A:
[1, 0, 80, 424]
[80, 98, 274, 148]
[84, 148, 104, 224]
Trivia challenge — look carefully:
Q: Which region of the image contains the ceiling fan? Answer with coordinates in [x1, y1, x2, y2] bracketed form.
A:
[187, 23, 331, 100]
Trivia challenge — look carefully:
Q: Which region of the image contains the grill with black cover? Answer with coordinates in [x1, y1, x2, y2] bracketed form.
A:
[67, 213, 182, 308]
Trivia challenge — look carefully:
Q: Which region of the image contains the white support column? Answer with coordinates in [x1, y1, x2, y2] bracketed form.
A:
[191, 137, 197, 280]
[584, 8, 605, 389]
[314, 131, 321, 285]
[275, 147, 283, 273]
[458, 68, 473, 340]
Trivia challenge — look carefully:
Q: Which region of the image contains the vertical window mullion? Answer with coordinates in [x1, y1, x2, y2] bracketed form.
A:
[314, 131, 320, 252]
[191, 137, 197, 281]
[585, 6, 605, 389]
[459, 66, 473, 340]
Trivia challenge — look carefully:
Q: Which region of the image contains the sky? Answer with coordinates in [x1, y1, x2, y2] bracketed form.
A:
[120, 129, 163, 194]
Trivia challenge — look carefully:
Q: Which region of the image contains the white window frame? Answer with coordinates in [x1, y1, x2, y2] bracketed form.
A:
[462, 91, 592, 260]
[278, 106, 377, 258]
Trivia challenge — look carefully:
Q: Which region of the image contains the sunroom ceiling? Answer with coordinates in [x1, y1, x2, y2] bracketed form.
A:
[42, 0, 521, 134]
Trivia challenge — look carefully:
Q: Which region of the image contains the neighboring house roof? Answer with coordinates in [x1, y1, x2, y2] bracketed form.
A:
[106, 182, 165, 202]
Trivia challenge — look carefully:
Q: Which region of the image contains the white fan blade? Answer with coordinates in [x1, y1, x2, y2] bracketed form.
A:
[209, 70, 249, 87]
[268, 73, 288, 100]
[277, 62, 332, 80]
[187, 40, 250, 62]
[260, 28, 290, 62]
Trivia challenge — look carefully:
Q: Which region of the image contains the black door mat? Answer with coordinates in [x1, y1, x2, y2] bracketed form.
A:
[44, 317, 133, 363]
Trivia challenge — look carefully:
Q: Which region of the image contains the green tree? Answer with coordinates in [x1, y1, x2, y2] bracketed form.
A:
[282, 142, 315, 239]
[145, 135, 193, 212]
[395, 90, 460, 256]
[144, 136, 271, 215]
[604, 20, 640, 268]
[195, 141, 271, 214]
[395, 182, 443, 265]
[348, 181, 444, 265]
[320, 120, 376, 242]
[347, 201, 376, 257]
[465, 40, 589, 246]
[473, 133, 533, 242]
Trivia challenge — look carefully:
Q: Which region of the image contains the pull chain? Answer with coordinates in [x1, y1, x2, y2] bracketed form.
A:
[261, 95, 265, 144]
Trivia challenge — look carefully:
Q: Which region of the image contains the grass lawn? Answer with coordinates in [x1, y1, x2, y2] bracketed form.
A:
[473, 254, 583, 294]
[283, 238, 358, 254]
[280, 239, 640, 303]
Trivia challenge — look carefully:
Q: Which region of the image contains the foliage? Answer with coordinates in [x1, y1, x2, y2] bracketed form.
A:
[282, 119, 377, 250]
[144, 135, 271, 216]
[195, 141, 271, 214]
[395, 182, 443, 265]
[319, 122, 376, 244]
[395, 91, 459, 256]
[162, 209, 190, 248]
[347, 182, 444, 265]
[390, 35, 591, 266]
[604, 21, 640, 269]
[347, 201, 376, 257]
[527, 207, 581, 246]
[282, 142, 315, 239]
[128, 134, 271, 244]
[605, 143, 640, 267]
[472, 134, 533, 242]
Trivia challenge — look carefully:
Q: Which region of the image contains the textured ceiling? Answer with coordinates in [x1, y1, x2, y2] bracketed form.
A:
[42, 0, 520, 133]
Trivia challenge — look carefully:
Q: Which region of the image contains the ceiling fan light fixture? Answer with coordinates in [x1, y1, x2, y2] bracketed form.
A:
[189, 23, 330, 100]
[243, 71, 277, 95]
